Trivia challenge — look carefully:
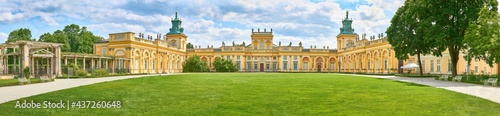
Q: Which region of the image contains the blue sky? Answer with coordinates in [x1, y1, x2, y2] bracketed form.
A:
[0, 0, 424, 48]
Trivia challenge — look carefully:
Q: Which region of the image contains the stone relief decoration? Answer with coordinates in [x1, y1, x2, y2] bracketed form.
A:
[115, 34, 125, 40]
[169, 40, 177, 47]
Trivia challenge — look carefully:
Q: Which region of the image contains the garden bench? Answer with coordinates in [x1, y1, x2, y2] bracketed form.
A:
[452, 76, 462, 82]
[484, 78, 498, 86]
[18, 77, 31, 85]
[439, 75, 449, 81]
[40, 76, 51, 82]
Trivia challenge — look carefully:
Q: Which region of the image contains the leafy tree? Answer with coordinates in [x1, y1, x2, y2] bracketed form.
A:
[182, 55, 210, 72]
[408, 0, 494, 76]
[186, 42, 194, 49]
[6, 28, 33, 43]
[386, 0, 435, 76]
[213, 57, 238, 72]
[39, 24, 104, 54]
[464, 1, 500, 67]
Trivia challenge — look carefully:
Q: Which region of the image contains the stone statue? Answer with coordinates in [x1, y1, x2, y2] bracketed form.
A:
[327, 46, 329, 49]
[279, 41, 281, 46]
[242, 42, 245, 46]
[207, 45, 209, 48]
[314, 45, 316, 49]
[299, 42, 302, 47]
[289, 42, 292, 46]
[211, 45, 213, 48]
[323, 46, 325, 49]
[232, 41, 235, 46]
[310, 45, 312, 48]
[199, 45, 201, 48]
[222, 42, 225, 46]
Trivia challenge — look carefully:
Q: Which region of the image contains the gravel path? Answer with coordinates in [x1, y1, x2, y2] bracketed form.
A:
[0, 74, 165, 104]
[341, 74, 500, 104]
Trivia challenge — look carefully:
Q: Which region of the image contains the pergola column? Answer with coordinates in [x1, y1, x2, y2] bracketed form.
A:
[98, 58, 102, 68]
[30, 55, 34, 77]
[46, 58, 50, 76]
[91, 58, 94, 69]
[105, 59, 108, 69]
[54, 47, 61, 77]
[83, 57, 86, 71]
[74, 57, 77, 68]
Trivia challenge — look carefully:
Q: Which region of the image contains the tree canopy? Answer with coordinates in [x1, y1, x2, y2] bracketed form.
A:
[388, 0, 495, 76]
[38, 24, 104, 54]
[464, 0, 500, 67]
[6, 28, 33, 43]
[386, 0, 436, 75]
[186, 42, 194, 49]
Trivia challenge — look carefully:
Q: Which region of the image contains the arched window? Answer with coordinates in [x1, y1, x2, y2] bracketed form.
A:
[260, 41, 264, 50]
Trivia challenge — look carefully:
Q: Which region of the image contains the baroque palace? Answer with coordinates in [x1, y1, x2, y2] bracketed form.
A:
[91, 12, 500, 75]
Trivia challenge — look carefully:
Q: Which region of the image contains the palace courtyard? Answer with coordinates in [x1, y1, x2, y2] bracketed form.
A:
[0, 73, 499, 115]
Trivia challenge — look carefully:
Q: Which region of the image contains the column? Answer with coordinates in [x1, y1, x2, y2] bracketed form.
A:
[54, 47, 61, 77]
[91, 58, 94, 69]
[105, 59, 108, 69]
[74, 57, 77, 68]
[30, 55, 34, 77]
[98, 58, 102, 69]
[83, 57, 86, 71]
[112, 58, 115, 74]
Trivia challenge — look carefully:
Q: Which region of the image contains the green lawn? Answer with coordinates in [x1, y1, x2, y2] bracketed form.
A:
[1, 73, 499, 115]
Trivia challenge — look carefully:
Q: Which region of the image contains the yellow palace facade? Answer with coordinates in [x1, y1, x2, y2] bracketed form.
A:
[93, 12, 499, 75]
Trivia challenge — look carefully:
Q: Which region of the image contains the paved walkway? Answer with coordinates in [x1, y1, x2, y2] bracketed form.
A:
[341, 74, 500, 104]
[0, 74, 169, 104]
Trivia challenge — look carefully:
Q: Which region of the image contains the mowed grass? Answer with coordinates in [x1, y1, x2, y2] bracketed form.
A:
[1, 73, 500, 115]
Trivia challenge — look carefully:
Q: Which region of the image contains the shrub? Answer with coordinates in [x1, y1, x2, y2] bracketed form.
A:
[183, 55, 210, 72]
[92, 69, 109, 77]
[75, 69, 88, 77]
[212, 57, 238, 72]
[23, 66, 30, 78]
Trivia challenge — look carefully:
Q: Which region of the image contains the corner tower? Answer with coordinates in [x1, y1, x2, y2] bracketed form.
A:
[166, 12, 188, 51]
[336, 11, 358, 50]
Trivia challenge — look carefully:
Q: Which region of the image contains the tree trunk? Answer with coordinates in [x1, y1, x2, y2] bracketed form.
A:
[417, 52, 423, 76]
[449, 47, 459, 76]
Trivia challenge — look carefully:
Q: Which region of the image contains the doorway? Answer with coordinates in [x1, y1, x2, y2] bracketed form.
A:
[260, 63, 264, 72]
[317, 63, 322, 72]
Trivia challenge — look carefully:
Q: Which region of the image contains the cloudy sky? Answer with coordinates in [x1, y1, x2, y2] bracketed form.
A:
[1, 0, 491, 49]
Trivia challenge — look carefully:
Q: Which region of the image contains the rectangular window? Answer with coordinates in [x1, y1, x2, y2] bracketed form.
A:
[144, 60, 148, 69]
[102, 47, 107, 55]
[283, 56, 287, 60]
[272, 64, 277, 70]
[384, 59, 388, 69]
[330, 63, 334, 70]
[368, 61, 371, 69]
[267, 45, 271, 50]
[227, 56, 230, 60]
[237, 56, 240, 60]
[294, 56, 297, 60]
[266, 64, 270, 70]
[283, 62, 288, 70]
[254, 64, 258, 70]
[422, 60, 426, 72]
[152, 61, 156, 69]
[247, 62, 251, 70]
[437, 60, 441, 72]
[474, 66, 478, 73]
[293, 62, 298, 70]
[303, 62, 308, 70]
[236, 61, 241, 70]
[430, 60, 434, 72]
[247, 56, 251, 60]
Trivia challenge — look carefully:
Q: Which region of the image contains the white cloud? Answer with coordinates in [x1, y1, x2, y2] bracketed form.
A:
[0, 0, 407, 48]
[0, 32, 8, 43]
